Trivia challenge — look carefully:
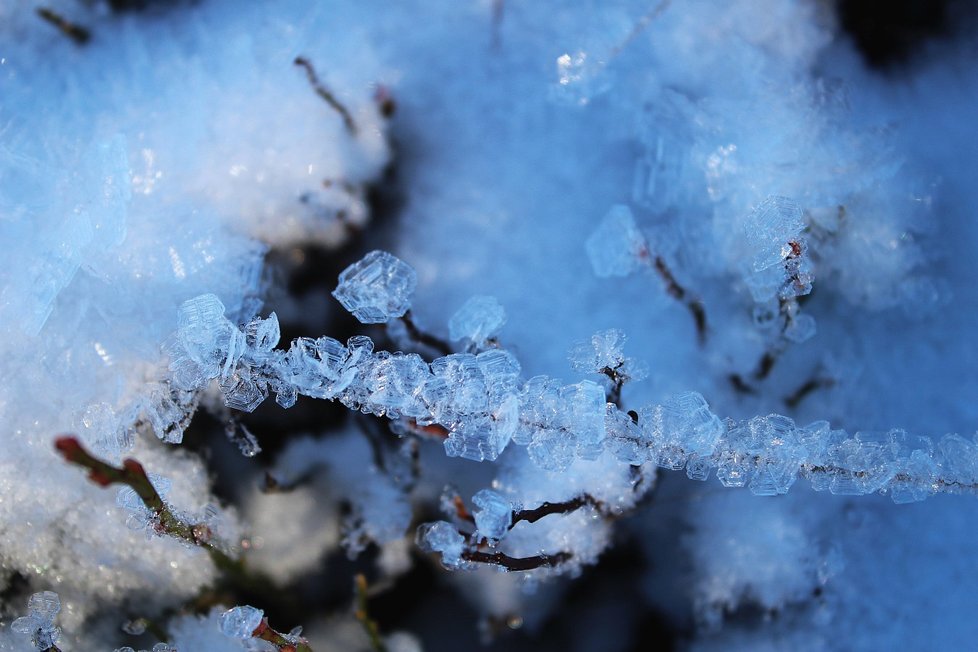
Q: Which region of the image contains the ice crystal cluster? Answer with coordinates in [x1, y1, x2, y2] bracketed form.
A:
[3, 0, 978, 650]
[11, 592, 61, 651]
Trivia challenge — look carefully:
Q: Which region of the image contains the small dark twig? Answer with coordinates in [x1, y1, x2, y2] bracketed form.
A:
[599, 363, 626, 407]
[452, 494, 476, 525]
[294, 56, 357, 134]
[356, 416, 390, 474]
[509, 494, 605, 528]
[728, 373, 758, 395]
[354, 575, 387, 652]
[36, 8, 90, 45]
[462, 550, 572, 572]
[748, 297, 799, 383]
[398, 311, 453, 357]
[653, 256, 686, 301]
[651, 255, 708, 343]
[753, 350, 780, 382]
[374, 86, 397, 118]
[609, 0, 671, 57]
[784, 376, 835, 409]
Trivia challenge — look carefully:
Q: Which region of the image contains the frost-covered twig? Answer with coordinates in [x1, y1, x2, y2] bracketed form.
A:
[570, 329, 647, 409]
[419, 489, 611, 573]
[651, 255, 708, 343]
[169, 251, 978, 518]
[462, 549, 572, 572]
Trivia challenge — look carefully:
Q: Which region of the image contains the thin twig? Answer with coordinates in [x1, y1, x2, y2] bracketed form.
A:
[461, 550, 572, 572]
[294, 56, 357, 134]
[36, 8, 90, 45]
[398, 311, 453, 357]
[54, 436, 236, 571]
[784, 376, 835, 408]
[509, 494, 605, 528]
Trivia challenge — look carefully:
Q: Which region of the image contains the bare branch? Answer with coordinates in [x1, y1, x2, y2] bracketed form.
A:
[294, 56, 358, 134]
[462, 549, 572, 572]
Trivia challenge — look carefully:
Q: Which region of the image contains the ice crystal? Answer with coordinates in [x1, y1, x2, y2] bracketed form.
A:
[11, 591, 61, 651]
[332, 250, 417, 324]
[449, 295, 506, 346]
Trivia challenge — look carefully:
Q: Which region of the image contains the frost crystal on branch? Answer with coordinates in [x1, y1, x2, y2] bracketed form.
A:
[742, 196, 811, 302]
[569, 329, 648, 405]
[332, 250, 417, 324]
[585, 205, 648, 278]
[471, 489, 513, 542]
[12, 591, 61, 651]
[416, 521, 467, 569]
